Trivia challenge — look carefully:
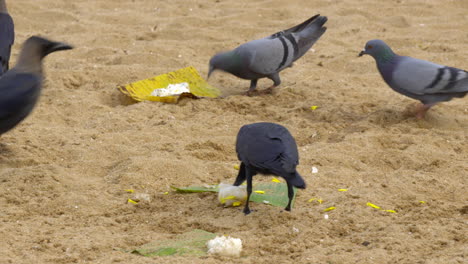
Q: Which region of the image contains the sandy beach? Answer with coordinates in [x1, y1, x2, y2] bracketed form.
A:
[0, 0, 467, 263]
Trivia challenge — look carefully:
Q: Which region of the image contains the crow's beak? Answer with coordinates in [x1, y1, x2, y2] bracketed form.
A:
[46, 41, 73, 55]
[358, 49, 365, 57]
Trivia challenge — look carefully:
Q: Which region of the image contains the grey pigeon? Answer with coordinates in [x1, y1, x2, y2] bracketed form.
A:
[208, 14, 327, 95]
[359, 39, 468, 119]
[233, 122, 306, 215]
[0, 0, 14, 76]
[0, 36, 73, 135]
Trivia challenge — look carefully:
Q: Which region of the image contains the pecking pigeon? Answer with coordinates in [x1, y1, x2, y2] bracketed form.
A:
[359, 39, 468, 119]
[208, 14, 327, 95]
[233, 122, 306, 215]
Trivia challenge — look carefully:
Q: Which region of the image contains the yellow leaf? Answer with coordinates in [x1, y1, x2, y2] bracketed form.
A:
[118, 66, 221, 103]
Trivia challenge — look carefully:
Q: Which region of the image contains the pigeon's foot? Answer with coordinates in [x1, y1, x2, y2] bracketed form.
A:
[414, 103, 433, 119]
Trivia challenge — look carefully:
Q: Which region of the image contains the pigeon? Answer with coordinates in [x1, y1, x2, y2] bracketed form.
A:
[208, 14, 327, 95]
[0, 36, 73, 135]
[359, 39, 468, 119]
[233, 122, 306, 215]
[0, 0, 14, 76]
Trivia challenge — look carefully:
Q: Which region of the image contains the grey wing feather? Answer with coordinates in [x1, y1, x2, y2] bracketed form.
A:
[237, 38, 294, 75]
[393, 57, 468, 95]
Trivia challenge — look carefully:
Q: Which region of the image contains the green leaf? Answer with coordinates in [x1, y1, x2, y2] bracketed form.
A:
[171, 182, 297, 208]
[250, 182, 297, 208]
[131, 229, 216, 257]
[170, 185, 219, 193]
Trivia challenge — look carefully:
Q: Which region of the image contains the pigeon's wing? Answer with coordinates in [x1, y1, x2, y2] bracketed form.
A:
[0, 72, 41, 124]
[392, 56, 468, 95]
[238, 37, 295, 75]
[236, 123, 298, 174]
[0, 13, 15, 75]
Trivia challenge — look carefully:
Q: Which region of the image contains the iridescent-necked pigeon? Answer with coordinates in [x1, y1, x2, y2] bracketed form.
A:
[359, 39, 467, 119]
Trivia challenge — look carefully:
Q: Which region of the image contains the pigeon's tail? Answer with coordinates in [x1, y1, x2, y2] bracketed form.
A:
[289, 171, 306, 189]
[295, 15, 327, 60]
[283, 14, 321, 34]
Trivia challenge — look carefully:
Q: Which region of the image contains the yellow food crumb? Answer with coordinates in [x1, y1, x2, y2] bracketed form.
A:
[271, 177, 281, 183]
[125, 189, 134, 193]
[384, 210, 397, 213]
[308, 198, 317, 203]
[338, 189, 348, 192]
[310, 106, 319, 110]
[366, 202, 381, 209]
[419, 201, 426, 204]
[233, 164, 240, 170]
[324, 206, 336, 212]
[254, 190, 265, 194]
[232, 201, 242, 207]
[163, 192, 169, 195]
[128, 199, 138, 204]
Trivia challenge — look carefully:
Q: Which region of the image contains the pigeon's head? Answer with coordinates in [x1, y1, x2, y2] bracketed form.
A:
[23, 36, 73, 59]
[207, 52, 225, 79]
[358, 39, 394, 60]
[207, 51, 240, 79]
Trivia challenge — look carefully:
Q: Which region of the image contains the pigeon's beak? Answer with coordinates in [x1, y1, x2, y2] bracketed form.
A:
[358, 49, 366, 57]
[46, 41, 74, 55]
[207, 65, 215, 80]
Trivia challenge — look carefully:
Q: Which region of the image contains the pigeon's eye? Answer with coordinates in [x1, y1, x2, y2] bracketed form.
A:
[367, 45, 373, 49]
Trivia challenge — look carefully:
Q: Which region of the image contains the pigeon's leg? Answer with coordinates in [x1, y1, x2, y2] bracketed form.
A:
[415, 103, 435, 119]
[284, 180, 294, 211]
[243, 166, 253, 215]
[260, 73, 281, 94]
[245, 79, 258, 96]
[233, 162, 246, 186]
